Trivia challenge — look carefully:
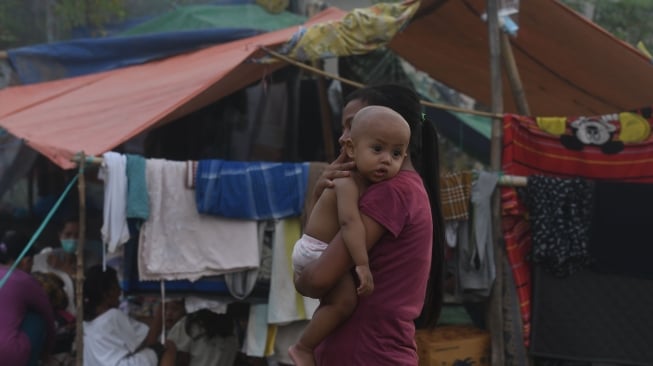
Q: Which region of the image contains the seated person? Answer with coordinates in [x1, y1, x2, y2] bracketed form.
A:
[83, 265, 176, 366]
[164, 299, 186, 332]
[0, 230, 56, 366]
[167, 309, 238, 366]
[32, 271, 75, 362]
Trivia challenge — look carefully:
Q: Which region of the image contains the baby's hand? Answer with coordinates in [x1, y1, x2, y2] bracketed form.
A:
[355, 265, 374, 296]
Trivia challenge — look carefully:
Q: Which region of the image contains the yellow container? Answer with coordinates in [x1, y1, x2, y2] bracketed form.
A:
[415, 325, 491, 366]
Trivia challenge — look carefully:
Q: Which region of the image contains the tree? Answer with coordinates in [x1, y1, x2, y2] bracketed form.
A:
[562, 0, 653, 47]
[0, 0, 126, 49]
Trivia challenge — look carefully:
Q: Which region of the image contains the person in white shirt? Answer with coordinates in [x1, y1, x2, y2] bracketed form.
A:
[82, 265, 176, 366]
[167, 309, 238, 366]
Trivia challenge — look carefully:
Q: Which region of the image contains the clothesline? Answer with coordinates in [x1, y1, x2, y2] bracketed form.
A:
[70, 154, 528, 187]
[260, 46, 504, 119]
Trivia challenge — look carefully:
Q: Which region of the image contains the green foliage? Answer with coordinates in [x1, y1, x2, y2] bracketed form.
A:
[0, 0, 43, 48]
[561, 0, 653, 46]
[54, 0, 126, 33]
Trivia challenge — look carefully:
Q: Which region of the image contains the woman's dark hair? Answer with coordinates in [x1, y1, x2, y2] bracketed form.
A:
[83, 265, 118, 321]
[0, 230, 34, 264]
[345, 84, 445, 328]
[184, 309, 234, 340]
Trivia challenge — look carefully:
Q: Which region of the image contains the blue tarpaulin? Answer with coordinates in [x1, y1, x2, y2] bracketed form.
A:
[7, 28, 261, 85]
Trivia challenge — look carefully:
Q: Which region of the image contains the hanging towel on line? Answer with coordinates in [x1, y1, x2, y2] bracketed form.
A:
[98, 152, 130, 253]
[195, 160, 309, 220]
[139, 159, 259, 282]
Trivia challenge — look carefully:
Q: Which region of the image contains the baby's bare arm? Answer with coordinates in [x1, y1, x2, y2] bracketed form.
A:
[334, 178, 367, 267]
[334, 178, 374, 295]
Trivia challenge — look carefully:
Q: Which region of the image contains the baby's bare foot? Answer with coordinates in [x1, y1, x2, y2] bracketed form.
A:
[288, 343, 315, 366]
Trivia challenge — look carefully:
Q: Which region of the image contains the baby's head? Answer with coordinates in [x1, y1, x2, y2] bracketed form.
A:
[345, 106, 411, 183]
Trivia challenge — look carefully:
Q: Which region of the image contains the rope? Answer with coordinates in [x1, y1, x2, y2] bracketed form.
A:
[260, 47, 504, 119]
[0, 173, 79, 288]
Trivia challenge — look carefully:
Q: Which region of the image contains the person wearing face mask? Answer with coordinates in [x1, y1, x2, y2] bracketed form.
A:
[31, 217, 80, 316]
[58, 217, 80, 255]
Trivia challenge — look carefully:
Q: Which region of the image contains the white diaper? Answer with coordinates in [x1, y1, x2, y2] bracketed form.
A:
[291, 234, 329, 274]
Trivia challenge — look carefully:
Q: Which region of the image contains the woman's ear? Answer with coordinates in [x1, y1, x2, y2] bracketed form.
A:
[344, 139, 355, 159]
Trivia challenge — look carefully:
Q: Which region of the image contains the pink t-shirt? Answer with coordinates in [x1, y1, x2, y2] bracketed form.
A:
[0, 267, 55, 365]
[315, 170, 433, 365]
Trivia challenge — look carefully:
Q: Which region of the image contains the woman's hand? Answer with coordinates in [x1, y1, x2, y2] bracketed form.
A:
[313, 149, 356, 201]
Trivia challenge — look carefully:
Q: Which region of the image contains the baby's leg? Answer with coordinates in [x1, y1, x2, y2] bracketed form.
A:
[289, 274, 357, 366]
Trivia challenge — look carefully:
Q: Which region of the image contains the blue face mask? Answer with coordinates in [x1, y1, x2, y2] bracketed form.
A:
[61, 239, 77, 253]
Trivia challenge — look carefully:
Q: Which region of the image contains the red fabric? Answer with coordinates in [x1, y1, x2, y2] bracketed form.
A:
[503, 112, 653, 182]
[315, 171, 432, 366]
[501, 111, 653, 346]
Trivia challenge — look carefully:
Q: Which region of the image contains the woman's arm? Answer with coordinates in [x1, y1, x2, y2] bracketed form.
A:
[295, 213, 386, 299]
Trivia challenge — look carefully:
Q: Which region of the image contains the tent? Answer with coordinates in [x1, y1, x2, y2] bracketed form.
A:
[0, 8, 345, 169]
[2, 0, 653, 168]
[391, 0, 653, 115]
[7, 4, 307, 84]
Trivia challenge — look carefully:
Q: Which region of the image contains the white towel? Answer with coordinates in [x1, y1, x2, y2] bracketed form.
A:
[184, 296, 228, 314]
[244, 303, 269, 357]
[138, 159, 259, 282]
[98, 152, 130, 252]
[267, 219, 318, 325]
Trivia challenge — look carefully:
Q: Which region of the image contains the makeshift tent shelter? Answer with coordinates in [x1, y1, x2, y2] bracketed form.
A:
[2, 0, 653, 363]
[390, 0, 653, 116]
[0, 7, 345, 169]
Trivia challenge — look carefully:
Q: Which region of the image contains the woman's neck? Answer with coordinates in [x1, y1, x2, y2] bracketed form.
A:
[401, 158, 416, 172]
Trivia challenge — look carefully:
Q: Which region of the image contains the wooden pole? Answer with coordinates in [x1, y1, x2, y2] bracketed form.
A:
[500, 32, 531, 115]
[313, 60, 336, 162]
[487, 1, 505, 365]
[75, 152, 87, 366]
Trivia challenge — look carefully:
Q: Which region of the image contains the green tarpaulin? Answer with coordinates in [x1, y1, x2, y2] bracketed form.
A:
[120, 4, 306, 36]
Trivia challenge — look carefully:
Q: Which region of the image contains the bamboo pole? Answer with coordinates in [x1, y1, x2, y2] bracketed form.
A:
[486, 1, 505, 365]
[501, 32, 531, 116]
[313, 60, 336, 162]
[75, 152, 87, 366]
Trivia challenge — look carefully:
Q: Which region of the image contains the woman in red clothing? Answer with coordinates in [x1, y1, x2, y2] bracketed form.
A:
[295, 84, 445, 365]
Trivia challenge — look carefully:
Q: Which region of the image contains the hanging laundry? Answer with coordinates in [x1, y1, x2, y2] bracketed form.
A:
[98, 151, 130, 253]
[524, 176, 594, 277]
[267, 218, 318, 325]
[457, 171, 498, 296]
[589, 181, 653, 279]
[503, 112, 653, 183]
[440, 171, 473, 221]
[139, 159, 259, 282]
[195, 160, 308, 220]
[501, 111, 653, 347]
[125, 154, 149, 220]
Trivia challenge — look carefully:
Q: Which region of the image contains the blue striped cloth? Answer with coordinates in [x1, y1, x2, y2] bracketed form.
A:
[195, 160, 309, 220]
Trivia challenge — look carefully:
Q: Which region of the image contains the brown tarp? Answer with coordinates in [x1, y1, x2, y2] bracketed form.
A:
[391, 0, 653, 115]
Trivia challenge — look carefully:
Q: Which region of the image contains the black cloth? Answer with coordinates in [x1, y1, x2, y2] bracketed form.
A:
[530, 265, 653, 366]
[524, 176, 594, 277]
[589, 181, 653, 279]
